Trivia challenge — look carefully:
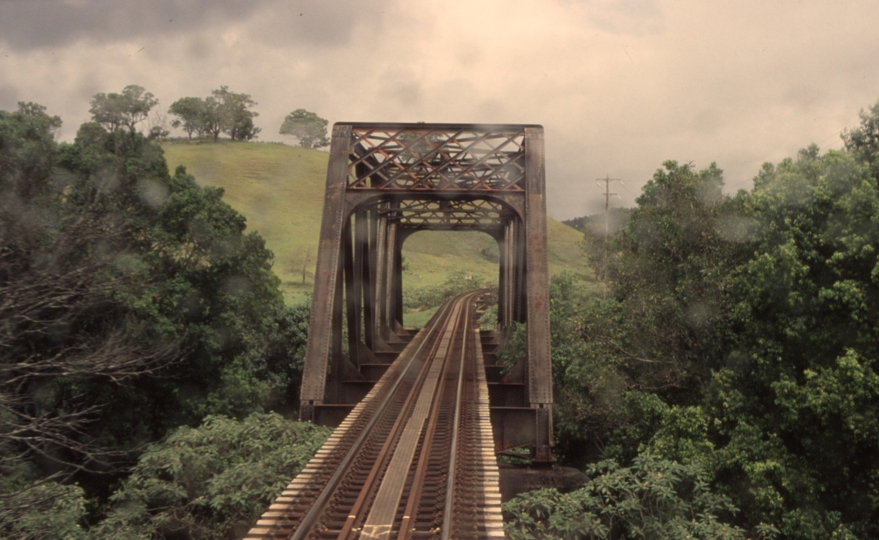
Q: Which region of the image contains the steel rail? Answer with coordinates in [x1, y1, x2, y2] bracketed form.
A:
[340, 297, 470, 539]
[249, 290, 499, 539]
[288, 298, 458, 540]
[441, 294, 472, 540]
[360, 294, 473, 540]
[393, 305, 468, 539]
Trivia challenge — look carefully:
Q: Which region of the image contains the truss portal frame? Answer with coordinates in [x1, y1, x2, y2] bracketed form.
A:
[299, 123, 553, 461]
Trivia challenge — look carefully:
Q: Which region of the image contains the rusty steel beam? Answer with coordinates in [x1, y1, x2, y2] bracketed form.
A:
[299, 122, 553, 462]
[299, 124, 352, 421]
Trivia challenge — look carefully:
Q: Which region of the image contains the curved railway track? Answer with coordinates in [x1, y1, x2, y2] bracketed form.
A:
[246, 291, 504, 540]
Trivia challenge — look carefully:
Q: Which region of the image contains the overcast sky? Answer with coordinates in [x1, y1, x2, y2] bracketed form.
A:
[2, 0, 878, 220]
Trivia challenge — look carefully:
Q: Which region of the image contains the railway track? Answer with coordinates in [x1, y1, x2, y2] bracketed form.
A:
[246, 291, 504, 540]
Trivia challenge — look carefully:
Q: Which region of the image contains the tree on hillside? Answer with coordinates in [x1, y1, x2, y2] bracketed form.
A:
[213, 86, 260, 141]
[167, 88, 260, 141]
[280, 109, 329, 148]
[201, 96, 223, 140]
[168, 96, 209, 139]
[89, 84, 158, 132]
[145, 108, 170, 140]
[288, 245, 314, 283]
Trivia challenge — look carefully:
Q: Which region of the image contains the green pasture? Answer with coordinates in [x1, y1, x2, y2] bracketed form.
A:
[161, 140, 595, 318]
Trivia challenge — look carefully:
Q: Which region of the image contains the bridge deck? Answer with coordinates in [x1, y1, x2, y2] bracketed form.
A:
[246, 291, 504, 539]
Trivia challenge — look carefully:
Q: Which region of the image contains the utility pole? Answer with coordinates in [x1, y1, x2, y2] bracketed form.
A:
[595, 175, 622, 242]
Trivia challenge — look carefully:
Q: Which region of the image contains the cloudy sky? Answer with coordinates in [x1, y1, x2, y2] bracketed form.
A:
[2, 0, 878, 220]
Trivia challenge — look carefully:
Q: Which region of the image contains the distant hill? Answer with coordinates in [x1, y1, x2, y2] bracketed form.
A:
[161, 141, 594, 310]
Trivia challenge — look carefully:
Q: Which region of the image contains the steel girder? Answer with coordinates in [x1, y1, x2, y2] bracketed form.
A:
[299, 123, 553, 461]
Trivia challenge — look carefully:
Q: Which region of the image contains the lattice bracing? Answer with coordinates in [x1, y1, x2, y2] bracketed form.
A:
[347, 126, 526, 192]
[382, 198, 509, 232]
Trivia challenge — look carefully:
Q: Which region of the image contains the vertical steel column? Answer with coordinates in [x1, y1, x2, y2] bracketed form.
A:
[392, 231, 404, 332]
[523, 126, 553, 461]
[506, 220, 517, 326]
[383, 218, 398, 339]
[504, 226, 511, 326]
[329, 251, 345, 403]
[497, 233, 507, 329]
[366, 207, 379, 350]
[344, 218, 360, 371]
[515, 218, 527, 323]
[299, 125, 352, 421]
[373, 209, 388, 343]
[356, 209, 373, 351]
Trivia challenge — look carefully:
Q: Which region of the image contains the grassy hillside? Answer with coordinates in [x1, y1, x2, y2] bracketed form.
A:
[161, 141, 595, 312]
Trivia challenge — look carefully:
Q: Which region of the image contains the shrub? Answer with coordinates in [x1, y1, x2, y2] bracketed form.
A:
[91, 413, 331, 539]
[503, 453, 756, 540]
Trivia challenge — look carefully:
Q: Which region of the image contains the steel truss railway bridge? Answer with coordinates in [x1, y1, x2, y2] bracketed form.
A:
[247, 123, 554, 539]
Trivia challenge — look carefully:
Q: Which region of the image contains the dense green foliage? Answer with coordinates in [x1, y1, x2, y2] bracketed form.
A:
[51, 121, 293, 441]
[0, 98, 312, 537]
[3, 414, 329, 539]
[696, 144, 879, 536]
[0, 481, 89, 540]
[504, 454, 751, 540]
[507, 102, 879, 538]
[91, 413, 330, 539]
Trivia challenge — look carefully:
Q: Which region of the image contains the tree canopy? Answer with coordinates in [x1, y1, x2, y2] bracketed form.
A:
[512, 102, 879, 539]
[0, 101, 308, 537]
[168, 96, 209, 139]
[167, 87, 260, 141]
[504, 454, 751, 539]
[213, 86, 260, 141]
[279, 108, 329, 148]
[89, 85, 158, 132]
